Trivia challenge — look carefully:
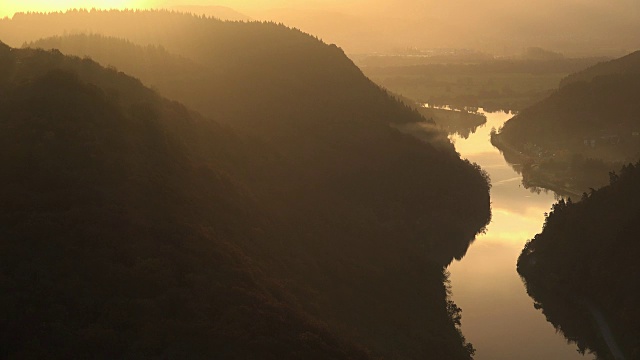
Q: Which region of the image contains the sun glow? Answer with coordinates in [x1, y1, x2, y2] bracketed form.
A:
[1, 0, 154, 19]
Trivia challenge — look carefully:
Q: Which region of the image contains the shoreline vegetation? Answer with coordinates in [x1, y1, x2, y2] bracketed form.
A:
[502, 49, 640, 360]
[393, 95, 487, 139]
[419, 106, 487, 139]
[518, 161, 640, 359]
[490, 132, 584, 198]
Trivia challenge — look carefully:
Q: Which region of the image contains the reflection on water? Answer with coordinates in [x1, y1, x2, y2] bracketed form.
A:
[445, 110, 592, 360]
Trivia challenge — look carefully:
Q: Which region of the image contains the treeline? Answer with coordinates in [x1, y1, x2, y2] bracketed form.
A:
[420, 107, 486, 139]
[24, 34, 202, 100]
[386, 92, 486, 139]
[0, 10, 491, 359]
[518, 161, 640, 359]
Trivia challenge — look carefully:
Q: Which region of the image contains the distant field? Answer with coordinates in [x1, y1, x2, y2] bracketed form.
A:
[357, 57, 606, 112]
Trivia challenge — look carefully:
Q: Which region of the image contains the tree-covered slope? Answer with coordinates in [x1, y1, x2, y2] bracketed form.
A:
[492, 51, 640, 193]
[16, 11, 491, 266]
[13, 12, 430, 135]
[0, 43, 371, 359]
[0, 17, 490, 359]
[499, 72, 640, 155]
[517, 162, 640, 359]
[560, 50, 640, 88]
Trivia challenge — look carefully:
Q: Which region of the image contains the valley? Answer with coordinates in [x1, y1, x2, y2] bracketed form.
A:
[1, 4, 639, 359]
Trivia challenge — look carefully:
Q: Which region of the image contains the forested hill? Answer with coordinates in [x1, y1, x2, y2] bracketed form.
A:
[0, 12, 490, 358]
[492, 50, 640, 193]
[560, 50, 640, 87]
[11, 11, 440, 145]
[0, 43, 371, 359]
[498, 70, 640, 156]
[517, 162, 640, 358]
[13, 12, 491, 266]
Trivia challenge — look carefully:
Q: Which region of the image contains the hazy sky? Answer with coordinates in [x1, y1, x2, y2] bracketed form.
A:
[0, 0, 358, 18]
[3, 0, 639, 18]
[2, 0, 639, 54]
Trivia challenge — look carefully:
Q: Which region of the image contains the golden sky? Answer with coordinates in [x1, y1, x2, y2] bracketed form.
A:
[0, 0, 362, 19]
[4, 0, 637, 19]
[0, 0, 155, 18]
[2, 0, 638, 55]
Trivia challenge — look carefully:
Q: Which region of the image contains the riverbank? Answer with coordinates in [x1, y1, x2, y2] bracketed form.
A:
[489, 132, 584, 198]
[516, 161, 640, 360]
[419, 106, 487, 139]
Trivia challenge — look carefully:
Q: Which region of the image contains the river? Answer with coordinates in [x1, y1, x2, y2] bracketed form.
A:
[444, 109, 593, 360]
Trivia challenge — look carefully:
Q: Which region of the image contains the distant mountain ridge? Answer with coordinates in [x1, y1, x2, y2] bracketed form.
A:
[560, 50, 640, 87]
[168, 5, 251, 21]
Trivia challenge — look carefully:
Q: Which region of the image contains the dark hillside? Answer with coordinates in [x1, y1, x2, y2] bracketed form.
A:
[18, 13, 490, 267]
[0, 12, 491, 359]
[518, 162, 640, 359]
[20, 20, 429, 138]
[0, 47, 369, 359]
[25, 33, 203, 101]
[499, 73, 640, 155]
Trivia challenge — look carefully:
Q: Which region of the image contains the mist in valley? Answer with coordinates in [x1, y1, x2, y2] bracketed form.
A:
[1, 1, 639, 359]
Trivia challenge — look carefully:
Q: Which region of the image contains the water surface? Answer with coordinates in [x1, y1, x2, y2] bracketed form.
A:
[445, 110, 591, 360]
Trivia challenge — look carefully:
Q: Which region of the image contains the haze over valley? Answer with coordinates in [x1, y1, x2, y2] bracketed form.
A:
[1, 2, 639, 359]
[4, 0, 640, 55]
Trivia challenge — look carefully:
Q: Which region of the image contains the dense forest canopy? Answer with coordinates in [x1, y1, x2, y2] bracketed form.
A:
[0, 10, 491, 359]
[518, 161, 640, 359]
[1, 45, 370, 359]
